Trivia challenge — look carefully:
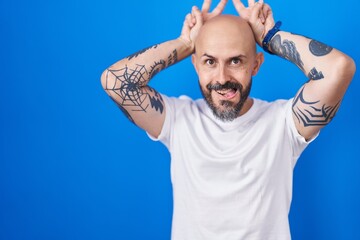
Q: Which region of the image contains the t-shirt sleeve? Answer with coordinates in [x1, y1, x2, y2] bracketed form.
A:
[284, 98, 319, 162]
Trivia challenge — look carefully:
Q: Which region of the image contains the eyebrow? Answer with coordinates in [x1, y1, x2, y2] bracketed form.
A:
[202, 53, 247, 60]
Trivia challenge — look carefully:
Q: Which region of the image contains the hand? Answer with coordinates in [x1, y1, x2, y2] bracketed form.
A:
[201, 0, 228, 22]
[232, 0, 275, 46]
[179, 0, 228, 51]
[179, 6, 203, 52]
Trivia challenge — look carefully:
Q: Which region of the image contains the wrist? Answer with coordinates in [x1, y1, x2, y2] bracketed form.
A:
[262, 21, 282, 54]
[177, 36, 195, 54]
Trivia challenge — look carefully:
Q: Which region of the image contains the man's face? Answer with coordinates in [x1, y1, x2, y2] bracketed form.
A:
[192, 25, 262, 121]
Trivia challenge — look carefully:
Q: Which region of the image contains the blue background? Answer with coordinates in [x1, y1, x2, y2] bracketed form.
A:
[1, 0, 359, 239]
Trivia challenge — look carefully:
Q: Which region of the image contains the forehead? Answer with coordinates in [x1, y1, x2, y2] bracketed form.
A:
[195, 18, 256, 57]
[195, 35, 256, 60]
[197, 34, 252, 58]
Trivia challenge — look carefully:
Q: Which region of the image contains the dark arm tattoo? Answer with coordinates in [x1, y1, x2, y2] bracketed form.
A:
[292, 87, 340, 127]
[274, 34, 338, 127]
[104, 64, 164, 121]
[149, 49, 178, 78]
[109, 97, 135, 124]
[309, 40, 333, 56]
[149, 60, 166, 79]
[148, 88, 164, 113]
[307, 67, 324, 80]
[127, 44, 158, 60]
[167, 49, 178, 66]
[290, 33, 333, 57]
[105, 47, 178, 121]
[271, 34, 327, 82]
[269, 34, 305, 71]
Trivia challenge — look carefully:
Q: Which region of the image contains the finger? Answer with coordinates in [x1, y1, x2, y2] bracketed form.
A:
[211, 0, 228, 15]
[249, 1, 263, 22]
[260, 12, 265, 24]
[201, 0, 211, 13]
[264, 5, 275, 30]
[192, 6, 204, 26]
[263, 3, 271, 19]
[185, 13, 192, 22]
[232, 0, 246, 13]
[248, 0, 255, 7]
[181, 13, 192, 35]
[191, 7, 197, 25]
[192, 15, 196, 26]
[185, 13, 194, 28]
[259, 1, 266, 23]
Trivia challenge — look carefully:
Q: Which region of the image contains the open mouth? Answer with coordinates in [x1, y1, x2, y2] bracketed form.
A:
[215, 88, 238, 99]
[207, 81, 242, 100]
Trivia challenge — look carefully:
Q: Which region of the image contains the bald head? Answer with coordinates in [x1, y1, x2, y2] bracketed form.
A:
[195, 15, 257, 56]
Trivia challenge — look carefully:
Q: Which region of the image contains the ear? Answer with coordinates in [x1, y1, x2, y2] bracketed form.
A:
[251, 52, 264, 76]
[191, 54, 199, 74]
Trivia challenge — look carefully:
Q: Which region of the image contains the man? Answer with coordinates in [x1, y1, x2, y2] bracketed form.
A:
[101, 0, 355, 239]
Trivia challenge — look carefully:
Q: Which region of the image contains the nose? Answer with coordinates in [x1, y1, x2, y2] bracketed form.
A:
[218, 65, 228, 85]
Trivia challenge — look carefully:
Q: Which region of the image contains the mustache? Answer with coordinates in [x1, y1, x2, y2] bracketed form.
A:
[206, 81, 243, 91]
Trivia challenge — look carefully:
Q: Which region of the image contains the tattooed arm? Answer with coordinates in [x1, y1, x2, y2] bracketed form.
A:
[101, 38, 192, 138]
[101, 1, 227, 138]
[233, 0, 356, 140]
[268, 32, 355, 140]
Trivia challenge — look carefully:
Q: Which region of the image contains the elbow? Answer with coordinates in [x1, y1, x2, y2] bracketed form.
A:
[349, 57, 356, 79]
[335, 54, 356, 83]
[100, 69, 110, 91]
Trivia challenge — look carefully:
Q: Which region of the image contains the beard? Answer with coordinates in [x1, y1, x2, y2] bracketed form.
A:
[199, 79, 252, 122]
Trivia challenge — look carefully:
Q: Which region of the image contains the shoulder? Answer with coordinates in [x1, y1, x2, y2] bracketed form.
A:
[252, 98, 291, 115]
[254, 98, 289, 107]
[163, 94, 193, 107]
[163, 94, 208, 115]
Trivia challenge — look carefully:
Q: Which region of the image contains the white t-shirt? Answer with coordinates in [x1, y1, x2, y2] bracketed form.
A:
[148, 95, 316, 240]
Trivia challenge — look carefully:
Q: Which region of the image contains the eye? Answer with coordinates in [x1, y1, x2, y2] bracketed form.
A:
[205, 59, 215, 66]
[230, 58, 241, 65]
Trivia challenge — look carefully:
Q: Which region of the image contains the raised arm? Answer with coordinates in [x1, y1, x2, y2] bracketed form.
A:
[101, 1, 227, 138]
[269, 32, 355, 140]
[100, 36, 193, 138]
[233, 0, 356, 140]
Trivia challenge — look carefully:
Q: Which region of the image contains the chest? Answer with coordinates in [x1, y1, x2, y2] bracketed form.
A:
[170, 114, 292, 188]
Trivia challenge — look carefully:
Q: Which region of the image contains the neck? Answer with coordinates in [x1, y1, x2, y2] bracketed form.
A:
[238, 97, 254, 117]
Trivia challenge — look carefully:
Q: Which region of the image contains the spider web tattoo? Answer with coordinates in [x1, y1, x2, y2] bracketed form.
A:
[104, 64, 164, 123]
[292, 87, 340, 127]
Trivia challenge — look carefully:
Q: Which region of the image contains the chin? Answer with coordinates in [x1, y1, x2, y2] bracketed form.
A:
[213, 100, 245, 122]
[199, 79, 252, 122]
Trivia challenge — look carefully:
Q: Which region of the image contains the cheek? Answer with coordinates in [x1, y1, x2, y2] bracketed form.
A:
[197, 71, 213, 86]
[235, 67, 253, 81]
[198, 79, 210, 94]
